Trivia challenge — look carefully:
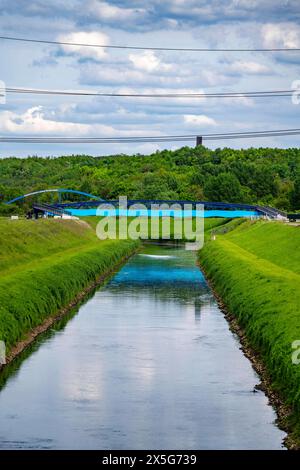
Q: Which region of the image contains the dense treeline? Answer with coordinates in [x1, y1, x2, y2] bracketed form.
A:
[0, 146, 300, 214]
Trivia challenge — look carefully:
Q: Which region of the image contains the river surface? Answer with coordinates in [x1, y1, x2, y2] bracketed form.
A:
[0, 244, 285, 449]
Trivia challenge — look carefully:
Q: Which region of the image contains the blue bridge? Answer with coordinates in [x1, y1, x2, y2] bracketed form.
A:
[5, 188, 290, 219]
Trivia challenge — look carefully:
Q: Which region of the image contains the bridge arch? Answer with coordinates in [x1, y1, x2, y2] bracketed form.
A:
[5, 188, 103, 204]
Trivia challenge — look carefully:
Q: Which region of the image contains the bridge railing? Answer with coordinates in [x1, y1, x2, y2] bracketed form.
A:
[32, 203, 72, 217]
[42, 198, 289, 220]
[53, 199, 260, 211]
[257, 206, 288, 219]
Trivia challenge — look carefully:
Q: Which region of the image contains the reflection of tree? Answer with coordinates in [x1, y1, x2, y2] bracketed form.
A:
[107, 280, 208, 305]
[194, 300, 202, 323]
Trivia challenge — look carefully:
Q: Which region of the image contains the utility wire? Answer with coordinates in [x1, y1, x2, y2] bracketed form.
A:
[1, 128, 300, 144]
[1, 35, 300, 52]
[2, 86, 296, 99]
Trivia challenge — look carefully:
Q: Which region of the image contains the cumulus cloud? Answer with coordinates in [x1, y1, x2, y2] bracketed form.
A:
[0, 106, 168, 137]
[151, 0, 300, 25]
[129, 51, 174, 73]
[1, 1, 299, 156]
[87, 0, 146, 22]
[228, 60, 271, 75]
[57, 31, 110, 61]
[1, 1, 300, 33]
[80, 65, 155, 86]
[79, 61, 194, 87]
[183, 114, 217, 126]
[78, 55, 234, 88]
[0, 106, 116, 136]
[261, 23, 300, 49]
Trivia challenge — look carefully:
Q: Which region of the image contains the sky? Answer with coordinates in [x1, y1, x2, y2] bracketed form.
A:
[0, 0, 300, 158]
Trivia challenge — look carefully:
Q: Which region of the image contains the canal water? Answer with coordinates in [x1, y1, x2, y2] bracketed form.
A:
[0, 244, 285, 449]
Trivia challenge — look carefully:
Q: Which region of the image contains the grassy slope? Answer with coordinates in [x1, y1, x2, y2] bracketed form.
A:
[0, 218, 96, 273]
[198, 220, 300, 444]
[0, 218, 139, 351]
[225, 220, 300, 274]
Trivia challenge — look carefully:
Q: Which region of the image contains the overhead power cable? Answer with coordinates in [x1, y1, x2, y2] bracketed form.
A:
[2, 86, 297, 99]
[1, 128, 300, 144]
[1, 35, 300, 52]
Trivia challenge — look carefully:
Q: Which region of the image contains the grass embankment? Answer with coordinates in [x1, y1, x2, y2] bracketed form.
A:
[198, 220, 300, 446]
[0, 218, 139, 354]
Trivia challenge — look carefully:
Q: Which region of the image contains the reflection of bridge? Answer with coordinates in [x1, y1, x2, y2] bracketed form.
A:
[5, 188, 291, 219]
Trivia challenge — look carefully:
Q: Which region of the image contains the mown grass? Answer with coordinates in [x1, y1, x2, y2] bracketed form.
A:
[225, 220, 300, 274]
[198, 220, 300, 446]
[0, 218, 96, 273]
[0, 218, 139, 352]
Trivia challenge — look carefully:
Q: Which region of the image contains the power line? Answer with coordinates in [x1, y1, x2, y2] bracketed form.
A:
[2, 86, 296, 99]
[1, 35, 300, 52]
[1, 128, 300, 144]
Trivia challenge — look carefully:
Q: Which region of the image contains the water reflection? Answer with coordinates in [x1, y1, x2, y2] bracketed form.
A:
[108, 245, 208, 308]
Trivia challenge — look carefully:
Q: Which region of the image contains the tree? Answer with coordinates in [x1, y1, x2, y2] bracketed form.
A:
[291, 178, 300, 211]
[204, 173, 243, 203]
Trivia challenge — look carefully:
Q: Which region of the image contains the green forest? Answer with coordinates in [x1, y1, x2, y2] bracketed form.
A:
[1, 146, 300, 214]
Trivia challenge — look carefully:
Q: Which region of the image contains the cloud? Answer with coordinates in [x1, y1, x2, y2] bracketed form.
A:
[57, 31, 110, 61]
[78, 54, 234, 88]
[79, 62, 194, 87]
[0, 106, 115, 135]
[228, 60, 271, 75]
[184, 114, 217, 126]
[1, 1, 300, 157]
[87, 0, 146, 22]
[262, 23, 300, 49]
[32, 56, 59, 67]
[129, 51, 174, 73]
[157, 1, 300, 24]
[1, 1, 300, 34]
[80, 65, 154, 86]
[0, 105, 168, 137]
